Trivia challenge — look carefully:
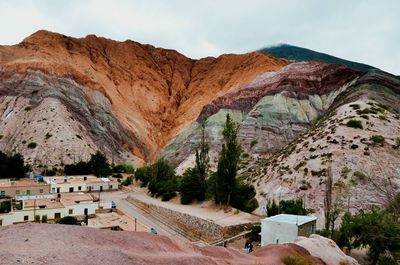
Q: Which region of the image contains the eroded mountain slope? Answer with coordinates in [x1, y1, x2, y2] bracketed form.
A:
[0, 30, 288, 166]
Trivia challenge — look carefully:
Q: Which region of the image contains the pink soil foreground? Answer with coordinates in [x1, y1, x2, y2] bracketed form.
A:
[0, 223, 324, 265]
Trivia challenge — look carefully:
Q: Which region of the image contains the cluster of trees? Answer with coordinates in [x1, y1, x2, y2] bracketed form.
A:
[64, 151, 134, 178]
[337, 196, 400, 265]
[64, 151, 112, 178]
[0, 151, 25, 179]
[135, 114, 258, 213]
[266, 199, 309, 216]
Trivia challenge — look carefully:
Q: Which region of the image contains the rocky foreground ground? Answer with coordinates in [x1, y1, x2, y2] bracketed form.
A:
[0, 223, 358, 265]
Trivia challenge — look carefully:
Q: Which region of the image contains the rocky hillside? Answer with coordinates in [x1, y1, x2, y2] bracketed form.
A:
[0, 223, 357, 265]
[242, 70, 400, 225]
[163, 61, 400, 224]
[0, 30, 287, 167]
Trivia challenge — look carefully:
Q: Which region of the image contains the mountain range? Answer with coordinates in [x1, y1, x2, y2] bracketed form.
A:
[0, 30, 399, 220]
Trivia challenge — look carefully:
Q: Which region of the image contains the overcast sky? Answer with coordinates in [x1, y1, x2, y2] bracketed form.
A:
[1, 0, 399, 74]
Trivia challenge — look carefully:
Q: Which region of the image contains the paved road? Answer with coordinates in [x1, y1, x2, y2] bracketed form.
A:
[97, 190, 188, 241]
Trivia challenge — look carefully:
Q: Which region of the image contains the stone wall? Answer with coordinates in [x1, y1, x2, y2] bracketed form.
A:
[126, 196, 255, 243]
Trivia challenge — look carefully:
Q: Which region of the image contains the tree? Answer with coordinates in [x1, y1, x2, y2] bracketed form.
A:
[180, 168, 206, 204]
[216, 114, 242, 205]
[230, 182, 259, 212]
[0, 151, 24, 179]
[89, 151, 112, 178]
[195, 120, 209, 183]
[340, 209, 400, 265]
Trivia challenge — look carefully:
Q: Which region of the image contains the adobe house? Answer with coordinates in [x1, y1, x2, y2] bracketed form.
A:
[260, 214, 317, 246]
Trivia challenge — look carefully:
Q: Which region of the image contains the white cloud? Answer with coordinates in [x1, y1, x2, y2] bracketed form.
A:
[0, 0, 399, 74]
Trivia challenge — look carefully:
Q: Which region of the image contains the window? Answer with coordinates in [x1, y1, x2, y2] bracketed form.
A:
[40, 189, 44, 194]
[24, 215, 29, 221]
[16, 190, 20, 195]
[26, 190, 31, 195]
[69, 209, 73, 215]
[54, 213, 61, 219]
[52, 188, 55, 193]
[69, 187, 74, 193]
[78, 186, 82, 191]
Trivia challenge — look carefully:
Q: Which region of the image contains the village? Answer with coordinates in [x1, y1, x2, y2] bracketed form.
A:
[0, 172, 320, 252]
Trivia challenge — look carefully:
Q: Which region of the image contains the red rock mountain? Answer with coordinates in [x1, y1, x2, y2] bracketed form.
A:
[0, 30, 287, 166]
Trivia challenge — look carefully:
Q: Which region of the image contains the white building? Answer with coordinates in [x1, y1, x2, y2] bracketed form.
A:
[0, 193, 109, 225]
[44, 175, 118, 194]
[261, 214, 317, 246]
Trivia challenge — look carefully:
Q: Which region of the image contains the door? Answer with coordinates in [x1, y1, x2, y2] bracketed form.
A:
[100, 186, 103, 192]
[57, 188, 60, 193]
[84, 208, 88, 215]
[69, 187, 74, 193]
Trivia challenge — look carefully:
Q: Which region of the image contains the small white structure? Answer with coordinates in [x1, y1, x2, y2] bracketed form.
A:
[261, 214, 317, 246]
[44, 175, 118, 194]
[0, 192, 110, 225]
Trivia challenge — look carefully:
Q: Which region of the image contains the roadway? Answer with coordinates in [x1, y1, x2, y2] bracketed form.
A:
[96, 190, 189, 242]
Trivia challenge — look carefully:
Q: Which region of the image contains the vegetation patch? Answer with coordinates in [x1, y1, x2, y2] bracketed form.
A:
[346, 119, 363, 129]
[370, 135, 385, 146]
[27, 142, 37, 149]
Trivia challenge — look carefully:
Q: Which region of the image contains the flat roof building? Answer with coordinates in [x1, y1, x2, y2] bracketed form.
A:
[44, 175, 118, 194]
[0, 179, 50, 198]
[261, 214, 317, 246]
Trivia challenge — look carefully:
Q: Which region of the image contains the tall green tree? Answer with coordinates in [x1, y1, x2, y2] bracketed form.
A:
[216, 114, 242, 205]
[195, 120, 209, 183]
[89, 151, 111, 178]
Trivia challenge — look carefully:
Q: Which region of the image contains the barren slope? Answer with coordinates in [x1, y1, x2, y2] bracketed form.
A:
[0, 30, 288, 166]
[0, 223, 339, 265]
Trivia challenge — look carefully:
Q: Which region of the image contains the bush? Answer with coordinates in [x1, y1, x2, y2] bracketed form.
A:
[34, 215, 41, 223]
[113, 164, 135, 174]
[248, 224, 261, 242]
[45, 132, 52, 139]
[250, 139, 258, 148]
[57, 216, 78, 225]
[0, 200, 11, 213]
[349, 104, 360, 110]
[42, 215, 48, 223]
[370, 135, 385, 146]
[121, 175, 133, 186]
[231, 182, 259, 213]
[346, 119, 363, 129]
[267, 199, 308, 216]
[27, 142, 37, 149]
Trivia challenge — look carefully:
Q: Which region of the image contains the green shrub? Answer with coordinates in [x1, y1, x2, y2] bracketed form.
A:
[248, 224, 261, 241]
[45, 132, 52, 139]
[57, 216, 78, 225]
[121, 175, 133, 186]
[346, 119, 363, 129]
[349, 104, 360, 110]
[34, 215, 41, 223]
[42, 215, 47, 223]
[370, 135, 385, 145]
[341, 167, 351, 178]
[250, 139, 258, 148]
[0, 200, 11, 213]
[27, 142, 37, 149]
[353, 171, 366, 180]
[24, 106, 32, 111]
